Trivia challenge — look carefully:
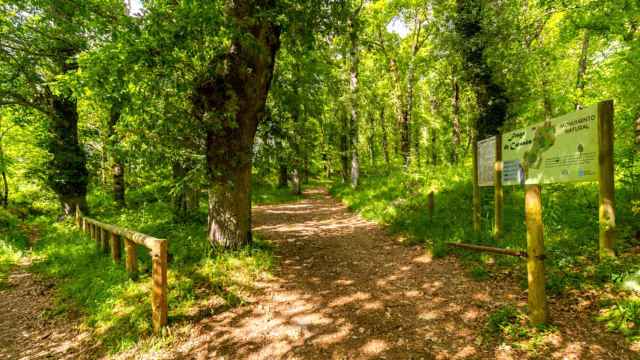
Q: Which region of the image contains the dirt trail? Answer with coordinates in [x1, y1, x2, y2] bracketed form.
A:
[171, 188, 636, 359]
[0, 230, 93, 360]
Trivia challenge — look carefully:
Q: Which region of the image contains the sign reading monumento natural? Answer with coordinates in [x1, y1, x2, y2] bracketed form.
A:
[502, 104, 598, 185]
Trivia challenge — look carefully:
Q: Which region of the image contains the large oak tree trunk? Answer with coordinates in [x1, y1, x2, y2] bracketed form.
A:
[193, 1, 280, 249]
[48, 95, 88, 216]
[456, 0, 508, 140]
[207, 157, 253, 248]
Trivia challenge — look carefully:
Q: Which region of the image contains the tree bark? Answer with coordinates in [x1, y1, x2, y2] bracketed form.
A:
[302, 158, 309, 184]
[456, 0, 509, 140]
[291, 168, 301, 195]
[429, 96, 440, 165]
[450, 77, 461, 163]
[48, 94, 89, 216]
[278, 163, 288, 188]
[0, 142, 7, 208]
[340, 112, 350, 184]
[1, 168, 7, 208]
[193, 1, 280, 249]
[575, 30, 590, 110]
[380, 107, 389, 167]
[368, 114, 376, 166]
[348, 15, 360, 189]
[388, 58, 410, 168]
[406, 14, 422, 166]
[431, 128, 438, 166]
[109, 103, 126, 207]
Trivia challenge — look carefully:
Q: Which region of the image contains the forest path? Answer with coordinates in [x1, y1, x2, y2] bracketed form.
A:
[0, 226, 94, 360]
[172, 188, 634, 360]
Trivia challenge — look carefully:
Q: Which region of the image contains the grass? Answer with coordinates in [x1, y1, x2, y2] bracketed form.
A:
[0, 207, 28, 289]
[0, 182, 282, 355]
[330, 161, 640, 345]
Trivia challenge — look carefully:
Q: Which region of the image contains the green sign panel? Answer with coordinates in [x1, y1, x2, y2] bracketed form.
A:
[502, 105, 599, 185]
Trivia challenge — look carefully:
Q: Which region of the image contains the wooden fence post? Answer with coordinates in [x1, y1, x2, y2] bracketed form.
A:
[525, 184, 547, 325]
[75, 206, 81, 227]
[111, 232, 121, 263]
[101, 228, 109, 254]
[472, 135, 481, 232]
[125, 239, 138, 279]
[151, 239, 168, 333]
[494, 134, 503, 240]
[597, 100, 616, 259]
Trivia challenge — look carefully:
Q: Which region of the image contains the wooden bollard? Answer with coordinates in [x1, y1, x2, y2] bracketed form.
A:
[94, 225, 100, 249]
[151, 239, 168, 333]
[525, 184, 547, 325]
[125, 239, 138, 279]
[597, 100, 616, 259]
[101, 228, 109, 254]
[110, 232, 121, 263]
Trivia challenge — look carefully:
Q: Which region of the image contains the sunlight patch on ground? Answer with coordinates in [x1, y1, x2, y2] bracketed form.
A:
[311, 323, 353, 346]
[360, 338, 389, 356]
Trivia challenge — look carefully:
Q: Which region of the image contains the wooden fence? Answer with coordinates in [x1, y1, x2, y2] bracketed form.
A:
[74, 208, 168, 333]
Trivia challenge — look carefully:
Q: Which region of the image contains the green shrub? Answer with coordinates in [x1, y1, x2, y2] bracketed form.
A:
[0, 207, 17, 228]
[598, 298, 640, 339]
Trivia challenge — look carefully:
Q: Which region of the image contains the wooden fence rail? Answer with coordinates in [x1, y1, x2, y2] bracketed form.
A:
[74, 208, 168, 333]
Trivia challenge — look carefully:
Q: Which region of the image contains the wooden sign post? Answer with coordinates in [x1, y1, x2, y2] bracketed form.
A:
[597, 100, 615, 259]
[472, 131, 481, 232]
[494, 134, 503, 240]
[525, 184, 547, 325]
[464, 101, 615, 325]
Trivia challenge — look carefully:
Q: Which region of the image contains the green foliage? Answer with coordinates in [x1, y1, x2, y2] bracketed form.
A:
[484, 305, 522, 339]
[469, 265, 490, 281]
[598, 298, 640, 340]
[484, 304, 558, 353]
[0, 208, 26, 288]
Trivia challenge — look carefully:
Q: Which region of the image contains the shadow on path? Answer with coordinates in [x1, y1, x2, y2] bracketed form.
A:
[171, 188, 635, 359]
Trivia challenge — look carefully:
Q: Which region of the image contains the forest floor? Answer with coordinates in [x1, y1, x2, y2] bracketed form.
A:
[0, 226, 94, 360]
[1, 188, 637, 359]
